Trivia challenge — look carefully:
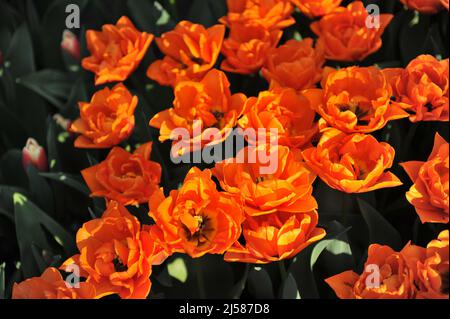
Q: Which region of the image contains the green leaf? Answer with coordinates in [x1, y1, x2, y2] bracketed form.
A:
[0, 2, 20, 53]
[247, 267, 274, 299]
[188, 0, 215, 27]
[63, 77, 87, 117]
[0, 207, 13, 222]
[5, 23, 35, 78]
[39, 172, 90, 195]
[358, 198, 402, 250]
[1, 150, 28, 189]
[13, 193, 75, 278]
[17, 69, 72, 109]
[399, 12, 432, 64]
[288, 245, 319, 299]
[26, 165, 55, 216]
[229, 264, 249, 299]
[127, 0, 175, 35]
[280, 273, 300, 299]
[167, 257, 188, 283]
[0, 103, 28, 148]
[0, 263, 5, 299]
[288, 223, 352, 299]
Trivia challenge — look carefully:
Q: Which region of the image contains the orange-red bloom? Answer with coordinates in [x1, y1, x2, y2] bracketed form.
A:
[146, 21, 225, 87]
[82, 143, 161, 206]
[70, 84, 137, 149]
[221, 20, 282, 74]
[303, 66, 409, 134]
[326, 244, 419, 299]
[384, 55, 449, 122]
[327, 231, 449, 299]
[401, 133, 449, 224]
[149, 167, 244, 258]
[216, 145, 324, 264]
[238, 89, 318, 149]
[149, 69, 246, 156]
[417, 230, 449, 298]
[302, 128, 402, 193]
[404, 230, 449, 299]
[82, 16, 153, 85]
[262, 38, 325, 91]
[220, 0, 295, 30]
[290, 0, 342, 18]
[213, 145, 318, 216]
[310, 1, 393, 62]
[12, 267, 97, 299]
[62, 201, 163, 299]
[224, 211, 326, 263]
[400, 0, 446, 14]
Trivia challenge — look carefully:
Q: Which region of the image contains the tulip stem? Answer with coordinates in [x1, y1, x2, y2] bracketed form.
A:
[194, 258, 206, 299]
[278, 260, 287, 282]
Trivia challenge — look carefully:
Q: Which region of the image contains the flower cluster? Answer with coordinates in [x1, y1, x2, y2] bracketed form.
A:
[12, 0, 449, 300]
[326, 230, 449, 299]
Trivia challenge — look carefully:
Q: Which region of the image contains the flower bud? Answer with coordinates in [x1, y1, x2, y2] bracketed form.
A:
[61, 29, 80, 61]
[22, 138, 48, 172]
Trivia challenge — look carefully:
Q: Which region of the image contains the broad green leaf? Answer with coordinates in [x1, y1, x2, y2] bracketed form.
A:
[17, 69, 72, 109]
[288, 244, 319, 299]
[289, 223, 351, 299]
[247, 267, 274, 299]
[39, 172, 89, 195]
[280, 273, 300, 299]
[358, 198, 403, 250]
[13, 193, 75, 278]
[26, 165, 55, 216]
[5, 23, 35, 78]
[0, 104, 28, 148]
[167, 257, 188, 283]
[229, 264, 249, 299]
[1, 150, 28, 189]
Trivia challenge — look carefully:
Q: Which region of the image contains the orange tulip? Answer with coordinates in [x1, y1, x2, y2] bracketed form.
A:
[70, 84, 137, 149]
[221, 20, 282, 74]
[12, 267, 97, 299]
[62, 201, 163, 299]
[302, 128, 402, 193]
[401, 133, 449, 223]
[146, 21, 225, 87]
[225, 211, 325, 263]
[238, 89, 318, 149]
[149, 69, 246, 156]
[400, 0, 446, 14]
[442, 0, 449, 10]
[262, 38, 325, 91]
[418, 230, 449, 298]
[405, 230, 449, 299]
[383, 55, 449, 122]
[326, 244, 420, 299]
[148, 167, 244, 258]
[82, 142, 161, 206]
[303, 66, 409, 134]
[220, 0, 295, 30]
[310, 1, 393, 62]
[213, 144, 318, 216]
[290, 0, 342, 18]
[82, 16, 153, 85]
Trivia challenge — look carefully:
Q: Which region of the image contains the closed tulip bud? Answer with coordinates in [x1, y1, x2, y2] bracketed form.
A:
[61, 29, 80, 61]
[22, 138, 48, 172]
